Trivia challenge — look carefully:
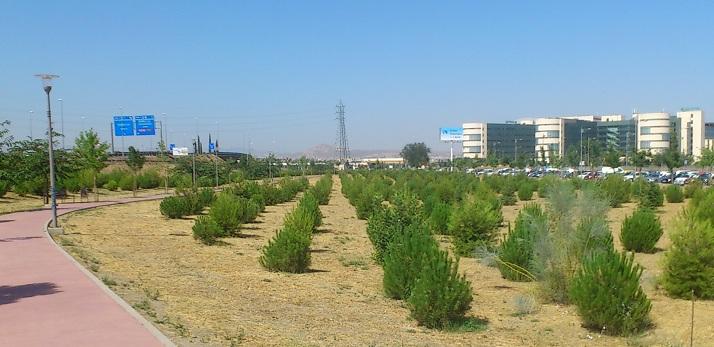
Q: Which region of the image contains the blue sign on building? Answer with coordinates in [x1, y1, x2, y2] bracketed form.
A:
[209, 142, 215, 152]
[169, 143, 176, 151]
[113, 116, 134, 136]
[135, 115, 156, 136]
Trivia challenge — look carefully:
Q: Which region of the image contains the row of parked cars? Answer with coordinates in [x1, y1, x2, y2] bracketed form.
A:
[468, 167, 711, 185]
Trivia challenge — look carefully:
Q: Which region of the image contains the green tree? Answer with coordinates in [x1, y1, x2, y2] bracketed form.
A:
[659, 134, 684, 175]
[157, 140, 170, 193]
[400, 142, 431, 168]
[0, 120, 14, 182]
[603, 148, 622, 168]
[630, 150, 650, 172]
[698, 147, 714, 174]
[73, 130, 109, 201]
[564, 146, 580, 167]
[126, 146, 146, 197]
[7, 138, 74, 200]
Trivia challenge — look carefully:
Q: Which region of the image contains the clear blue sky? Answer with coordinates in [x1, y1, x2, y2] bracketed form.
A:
[1, 1, 713, 155]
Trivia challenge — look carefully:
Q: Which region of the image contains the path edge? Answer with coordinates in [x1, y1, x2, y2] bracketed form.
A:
[43, 197, 177, 347]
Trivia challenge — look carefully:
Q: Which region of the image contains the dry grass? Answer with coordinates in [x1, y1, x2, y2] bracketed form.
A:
[0, 192, 44, 214]
[56, 182, 714, 346]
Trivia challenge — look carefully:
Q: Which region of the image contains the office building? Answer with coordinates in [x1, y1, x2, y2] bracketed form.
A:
[462, 122, 536, 160]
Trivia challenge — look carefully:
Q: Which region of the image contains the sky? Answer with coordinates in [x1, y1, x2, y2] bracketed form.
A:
[1, 1, 713, 156]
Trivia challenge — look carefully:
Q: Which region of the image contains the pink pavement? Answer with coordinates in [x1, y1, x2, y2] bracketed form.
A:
[0, 197, 172, 347]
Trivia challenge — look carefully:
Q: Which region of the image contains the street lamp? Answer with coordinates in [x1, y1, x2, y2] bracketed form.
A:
[34, 73, 59, 229]
[29, 110, 34, 140]
[58, 98, 65, 149]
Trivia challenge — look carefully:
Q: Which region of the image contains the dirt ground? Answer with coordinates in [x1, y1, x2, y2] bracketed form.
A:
[56, 180, 713, 346]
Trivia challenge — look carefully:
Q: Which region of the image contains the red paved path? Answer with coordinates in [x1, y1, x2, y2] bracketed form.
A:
[0, 197, 172, 346]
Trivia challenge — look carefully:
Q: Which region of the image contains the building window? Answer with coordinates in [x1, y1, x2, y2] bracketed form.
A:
[660, 133, 670, 141]
[548, 143, 559, 152]
[641, 127, 652, 135]
[473, 146, 481, 153]
[544, 130, 560, 138]
[641, 141, 651, 149]
[464, 134, 481, 141]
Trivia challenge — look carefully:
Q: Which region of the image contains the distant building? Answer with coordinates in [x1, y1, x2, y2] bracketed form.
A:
[462, 122, 535, 160]
[462, 109, 707, 163]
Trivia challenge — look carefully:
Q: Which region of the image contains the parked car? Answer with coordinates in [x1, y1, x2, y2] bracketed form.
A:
[659, 173, 672, 184]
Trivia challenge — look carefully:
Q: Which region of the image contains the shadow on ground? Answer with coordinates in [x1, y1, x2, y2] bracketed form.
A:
[0, 282, 61, 305]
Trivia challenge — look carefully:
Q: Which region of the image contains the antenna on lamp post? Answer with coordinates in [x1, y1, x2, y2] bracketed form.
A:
[34, 73, 60, 230]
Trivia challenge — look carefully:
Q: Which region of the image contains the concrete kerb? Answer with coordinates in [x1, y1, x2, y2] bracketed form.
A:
[43, 195, 176, 347]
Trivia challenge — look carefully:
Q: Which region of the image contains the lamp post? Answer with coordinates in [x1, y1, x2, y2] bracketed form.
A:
[34, 74, 60, 229]
[29, 110, 34, 140]
[58, 98, 65, 149]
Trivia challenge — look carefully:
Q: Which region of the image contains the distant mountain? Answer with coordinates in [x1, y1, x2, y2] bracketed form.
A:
[282, 144, 457, 160]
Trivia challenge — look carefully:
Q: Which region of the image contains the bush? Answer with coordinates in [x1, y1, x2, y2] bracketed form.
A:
[664, 184, 684, 203]
[407, 248, 473, 329]
[118, 175, 134, 191]
[500, 190, 517, 206]
[209, 193, 242, 235]
[428, 202, 451, 234]
[192, 215, 223, 245]
[620, 208, 663, 253]
[103, 180, 118, 191]
[569, 251, 651, 336]
[259, 225, 311, 273]
[661, 215, 714, 299]
[383, 225, 440, 299]
[0, 180, 10, 197]
[137, 170, 161, 189]
[159, 196, 191, 219]
[366, 189, 424, 263]
[684, 180, 703, 199]
[240, 198, 261, 223]
[638, 182, 663, 209]
[448, 198, 502, 256]
[537, 175, 560, 198]
[598, 175, 631, 207]
[311, 174, 333, 205]
[198, 187, 215, 206]
[517, 183, 534, 201]
[497, 204, 546, 281]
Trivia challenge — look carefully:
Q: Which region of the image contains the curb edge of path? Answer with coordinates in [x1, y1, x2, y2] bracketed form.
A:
[43, 196, 177, 347]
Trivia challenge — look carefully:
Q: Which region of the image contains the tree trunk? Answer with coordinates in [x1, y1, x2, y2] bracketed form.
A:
[94, 173, 99, 202]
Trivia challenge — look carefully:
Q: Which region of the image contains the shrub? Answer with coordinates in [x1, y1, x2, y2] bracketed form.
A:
[198, 187, 215, 206]
[661, 215, 714, 299]
[569, 251, 651, 336]
[366, 189, 424, 263]
[598, 175, 631, 207]
[537, 175, 560, 198]
[137, 170, 161, 189]
[209, 193, 242, 235]
[311, 174, 333, 205]
[620, 208, 663, 253]
[103, 180, 118, 191]
[192, 215, 223, 245]
[500, 190, 517, 206]
[159, 196, 191, 219]
[407, 248, 473, 329]
[240, 198, 261, 223]
[0, 181, 10, 197]
[383, 225, 440, 299]
[517, 183, 534, 201]
[497, 204, 547, 281]
[428, 202, 451, 234]
[448, 198, 502, 256]
[118, 175, 134, 191]
[259, 225, 311, 273]
[664, 184, 684, 203]
[638, 182, 663, 209]
[684, 180, 703, 199]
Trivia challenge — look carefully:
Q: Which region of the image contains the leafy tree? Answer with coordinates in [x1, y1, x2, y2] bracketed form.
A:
[0, 120, 14, 182]
[658, 130, 684, 175]
[630, 150, 650, 172]
[126, 146, 145, 197]
[73, 130, 109, 201]
[7, 138, 74, 200]
[400, 142, 431, 168]
[603, 148, 621, 168]
[698, 147, 714, 173]
[564, 146, 580, 167]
